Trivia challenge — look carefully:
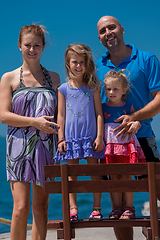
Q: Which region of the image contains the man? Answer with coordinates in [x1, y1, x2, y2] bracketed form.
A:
[96, 15, 160, 240]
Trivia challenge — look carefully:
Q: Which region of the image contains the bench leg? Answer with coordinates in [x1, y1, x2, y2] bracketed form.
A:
[142, 227, 152, 240]
[57, 228, 75, 239]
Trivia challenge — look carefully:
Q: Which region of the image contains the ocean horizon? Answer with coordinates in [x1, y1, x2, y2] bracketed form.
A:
[0, 135, 156, 234]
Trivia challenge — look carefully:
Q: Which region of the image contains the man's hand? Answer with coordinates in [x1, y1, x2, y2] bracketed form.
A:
[127, 121, 140, 133]
[113, 114, 133, 140]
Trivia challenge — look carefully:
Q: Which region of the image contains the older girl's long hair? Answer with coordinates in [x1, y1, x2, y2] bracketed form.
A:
[65, 43, 100, 89]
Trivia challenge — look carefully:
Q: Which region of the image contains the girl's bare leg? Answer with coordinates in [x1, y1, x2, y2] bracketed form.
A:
[10, 181, 30, 240]
[68, 159, 79, 217]
[110, 192, 133, 240]
[31, 183, 49, 240]
[87, 157, 102, 219]
[110, 175, 123, 207]
[123, 175, 134, 207]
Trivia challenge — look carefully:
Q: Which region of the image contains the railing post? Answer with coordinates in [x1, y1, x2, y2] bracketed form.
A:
[61, 164, 71, 240]
[148, 162, 159, 240]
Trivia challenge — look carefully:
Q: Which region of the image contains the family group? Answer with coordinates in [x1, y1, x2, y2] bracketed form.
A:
[0, 15, 160, 240]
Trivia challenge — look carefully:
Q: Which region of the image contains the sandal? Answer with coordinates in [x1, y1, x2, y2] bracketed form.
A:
[70, 207, 79, 222]
[89, 207, 103, 221]
[119, 206, 135, 220]
[109, 206, 123, 219]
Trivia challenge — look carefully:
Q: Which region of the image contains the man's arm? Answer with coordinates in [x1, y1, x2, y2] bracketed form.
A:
[113, 90, 160, 138]
[129, 90, 160, 121]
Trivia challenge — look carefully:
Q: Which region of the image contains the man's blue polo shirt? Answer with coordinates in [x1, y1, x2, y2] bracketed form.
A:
[96, 44, 160, 138]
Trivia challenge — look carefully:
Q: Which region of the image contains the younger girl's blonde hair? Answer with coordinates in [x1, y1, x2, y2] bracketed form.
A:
[65, 43, 100, 89]
[104, 69, 130, 100]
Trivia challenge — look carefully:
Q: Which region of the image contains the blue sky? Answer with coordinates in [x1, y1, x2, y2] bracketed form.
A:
[1, 0, 160, 138]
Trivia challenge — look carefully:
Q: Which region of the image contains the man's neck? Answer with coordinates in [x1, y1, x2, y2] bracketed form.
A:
[108, 44, 132, 67]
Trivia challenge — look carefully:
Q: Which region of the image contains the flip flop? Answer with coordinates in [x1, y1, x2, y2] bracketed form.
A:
[70, 212, 79, 222]
[89, 211, 103, 221]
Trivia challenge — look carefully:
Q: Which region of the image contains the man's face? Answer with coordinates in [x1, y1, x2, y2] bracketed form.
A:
[97, 16, 124, 50]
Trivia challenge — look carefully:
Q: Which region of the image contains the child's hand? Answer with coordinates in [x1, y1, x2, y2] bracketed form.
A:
[58, 141, 66, 154]
[92, 137, 104, 153]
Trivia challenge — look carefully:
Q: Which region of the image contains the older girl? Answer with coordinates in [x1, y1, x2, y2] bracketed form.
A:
[54, 43, 104, 222]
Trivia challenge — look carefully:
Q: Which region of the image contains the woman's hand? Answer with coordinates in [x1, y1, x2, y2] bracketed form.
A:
[33, 116, 59, 134]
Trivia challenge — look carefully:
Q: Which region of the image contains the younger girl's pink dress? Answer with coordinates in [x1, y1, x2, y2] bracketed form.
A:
[102, 102, 146, 164]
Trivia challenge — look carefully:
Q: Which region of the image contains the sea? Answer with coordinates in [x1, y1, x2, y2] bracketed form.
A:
[0, 135, 156, 234]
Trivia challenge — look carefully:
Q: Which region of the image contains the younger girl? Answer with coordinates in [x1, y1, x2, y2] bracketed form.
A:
[102, 70, 146, 220]
[54, 43, 104, 221]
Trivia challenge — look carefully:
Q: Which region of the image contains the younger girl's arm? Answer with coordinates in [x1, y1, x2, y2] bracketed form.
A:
[57, 91, 66, 154]
[92, 89, 104, 153]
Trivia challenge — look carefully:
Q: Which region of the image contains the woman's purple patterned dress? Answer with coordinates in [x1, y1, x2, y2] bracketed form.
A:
[6, 68, 57, 187]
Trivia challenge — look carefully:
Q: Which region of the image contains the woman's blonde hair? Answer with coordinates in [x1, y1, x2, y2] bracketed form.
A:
[65, 43, 100, 89]
[104, 69, 130, 100]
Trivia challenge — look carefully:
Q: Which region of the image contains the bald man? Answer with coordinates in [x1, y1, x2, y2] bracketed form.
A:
[96, 16, 160, 240]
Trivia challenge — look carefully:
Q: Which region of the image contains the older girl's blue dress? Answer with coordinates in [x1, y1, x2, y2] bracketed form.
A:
[54, 82, 104, 162]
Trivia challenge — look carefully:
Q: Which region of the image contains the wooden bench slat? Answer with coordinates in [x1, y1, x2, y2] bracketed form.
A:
[47, 218, 160, 229]
[71, 218, 151, 228]
[45, 179, 148, 194]
[44, 163, 148, 178]
[68, 180, 148, 193]
[67, 163, 148, 176]
[44, 165, 61, 177]
[45, 182, 61, 194]
[68, 163, 148, 176]
[47, 218, 151, 229]
[47, 220, 63, 229]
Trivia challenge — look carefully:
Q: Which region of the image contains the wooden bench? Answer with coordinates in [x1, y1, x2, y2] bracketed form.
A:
[44, 162, 160, 240]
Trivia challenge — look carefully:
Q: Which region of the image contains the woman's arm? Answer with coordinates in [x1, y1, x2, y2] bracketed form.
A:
[0, 72, 59, 134]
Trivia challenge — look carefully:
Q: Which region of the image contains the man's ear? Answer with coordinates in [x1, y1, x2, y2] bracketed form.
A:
[121, 26, 124, 34]
[98, 35, 102, 43]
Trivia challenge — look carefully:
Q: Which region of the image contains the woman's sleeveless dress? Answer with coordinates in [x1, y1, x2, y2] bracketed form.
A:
[6, 66, 57, 187]
[54, 82, 104, 162]
[102, 102, 146, 164]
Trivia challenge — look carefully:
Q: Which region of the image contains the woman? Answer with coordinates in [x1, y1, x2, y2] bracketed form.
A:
[0, 24, 60, 240]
